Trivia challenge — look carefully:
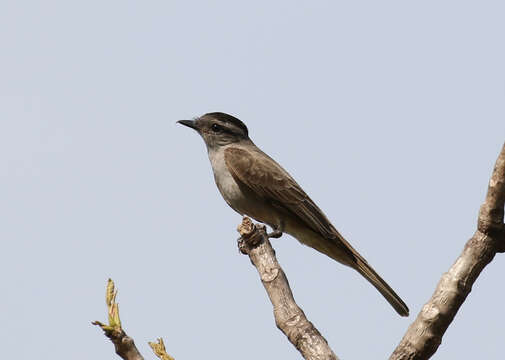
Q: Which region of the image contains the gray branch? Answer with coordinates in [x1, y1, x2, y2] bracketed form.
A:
[390, 141, 505, 360]
[238, 217, 339, 360]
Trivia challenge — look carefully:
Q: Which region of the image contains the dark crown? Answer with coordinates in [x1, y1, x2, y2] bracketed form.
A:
[204, 112, 248, 137]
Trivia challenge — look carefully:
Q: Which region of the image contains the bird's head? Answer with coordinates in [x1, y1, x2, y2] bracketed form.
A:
[178, 112, 249, 150]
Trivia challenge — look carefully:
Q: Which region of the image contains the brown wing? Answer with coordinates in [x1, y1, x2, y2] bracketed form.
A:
[224, 147, 410, 316]
[224, 146, 337, 239]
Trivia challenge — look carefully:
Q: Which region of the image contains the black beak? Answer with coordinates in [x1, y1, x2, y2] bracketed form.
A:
[177, 120, 198, 131]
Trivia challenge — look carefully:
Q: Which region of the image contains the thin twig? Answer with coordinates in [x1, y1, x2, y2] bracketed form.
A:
[93, 279, 145, 360]
[93, 279, 175, 360]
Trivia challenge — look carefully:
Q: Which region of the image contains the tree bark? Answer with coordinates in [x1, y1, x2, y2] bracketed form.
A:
[238, 217, 339, 360]
[95, 327, 145, 360]
[390, 142, 505, 360]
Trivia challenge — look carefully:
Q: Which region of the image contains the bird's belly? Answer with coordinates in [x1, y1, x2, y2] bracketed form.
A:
[284, 220, 322, 248]
[284, 220, 353, 267]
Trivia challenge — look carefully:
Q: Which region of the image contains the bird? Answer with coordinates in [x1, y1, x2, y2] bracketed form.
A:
[177, 112, 409, 317]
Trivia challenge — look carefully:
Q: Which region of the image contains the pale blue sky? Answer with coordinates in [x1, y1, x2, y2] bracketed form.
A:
[1, 1, 504, 359]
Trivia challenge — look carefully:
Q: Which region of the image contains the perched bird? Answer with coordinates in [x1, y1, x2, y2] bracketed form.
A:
[178, 112, 409, 316]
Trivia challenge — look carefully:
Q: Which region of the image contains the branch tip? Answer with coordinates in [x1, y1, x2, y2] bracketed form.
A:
[237, 217, 266, 254]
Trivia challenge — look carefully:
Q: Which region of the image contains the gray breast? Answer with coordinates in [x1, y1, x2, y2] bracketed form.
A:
[207, 147, 279, 226]
[208, 148, 246, 213]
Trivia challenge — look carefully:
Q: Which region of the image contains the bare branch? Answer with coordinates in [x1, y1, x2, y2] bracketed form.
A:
[238, 217, 339, 360]
[92, 325, 145, 360]
[390, 142, 505, 360]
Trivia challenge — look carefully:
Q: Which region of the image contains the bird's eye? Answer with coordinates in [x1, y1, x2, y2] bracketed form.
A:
[211, 124, 222, 133]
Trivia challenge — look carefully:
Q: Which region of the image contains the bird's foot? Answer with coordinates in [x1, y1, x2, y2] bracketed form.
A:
[267, 229, 283, 239]
[267, 221, 284, 239]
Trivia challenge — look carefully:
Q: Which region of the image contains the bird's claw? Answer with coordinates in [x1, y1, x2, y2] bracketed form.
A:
[267, 229, 283, 239]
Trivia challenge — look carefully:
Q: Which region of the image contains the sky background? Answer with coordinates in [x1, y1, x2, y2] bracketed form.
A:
[1, 1, 504, 359]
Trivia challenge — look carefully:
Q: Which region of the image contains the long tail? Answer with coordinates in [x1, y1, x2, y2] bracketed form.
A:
[296, 227, 409, 316]
[353, 256, 409, 317]
[317, 232, 409, 317]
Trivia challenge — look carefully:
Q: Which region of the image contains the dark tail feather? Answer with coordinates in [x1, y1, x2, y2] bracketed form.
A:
[302, 230, 409, 316]
[354, 258, 409, 317]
